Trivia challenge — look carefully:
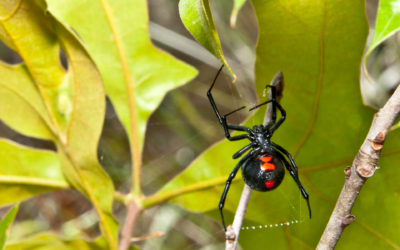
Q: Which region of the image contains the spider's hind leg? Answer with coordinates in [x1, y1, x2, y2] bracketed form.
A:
[274, 146, 311, 218]
[219, 151, 253, 231]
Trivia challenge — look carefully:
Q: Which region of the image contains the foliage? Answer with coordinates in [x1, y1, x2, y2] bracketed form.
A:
[0, 205, 18, 250]
[365, 0, 400, 60]
[0, 0, 400, 249]
[0, 0, 196, 248]
[179, 0, 235, 79]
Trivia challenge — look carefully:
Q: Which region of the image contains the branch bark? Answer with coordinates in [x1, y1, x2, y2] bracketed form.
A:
[119, 199, 141, 250]
[225, 72, 284, 250]
[317, 84, 400, 249]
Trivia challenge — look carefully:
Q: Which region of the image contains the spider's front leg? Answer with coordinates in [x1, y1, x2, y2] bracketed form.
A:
[248, 85, 286, 134]
[207, 66, 254, 141]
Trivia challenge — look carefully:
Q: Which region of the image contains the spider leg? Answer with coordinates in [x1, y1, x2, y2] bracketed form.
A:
[207, 66, 254, 141]
[269, 101, 286, 134]
[222, 109, 253, 141]
[272, 142, 297, 173]
[267, 85, 278, 124]
[219, 151, 254, 231]
[248, 100, 274, 111]
[273, 145, 311, 218]
[232, 143, 255, 159]
[248, 85, 286, 134]
[248, 85, 277, 115]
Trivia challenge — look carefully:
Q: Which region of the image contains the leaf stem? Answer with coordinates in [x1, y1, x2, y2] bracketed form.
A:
[114, 191, 129, 204]
[317, 83, 400, 249]
[99, 0, 142, 196]
[0, 176, 69, 188]
[142, 176, 231, 208]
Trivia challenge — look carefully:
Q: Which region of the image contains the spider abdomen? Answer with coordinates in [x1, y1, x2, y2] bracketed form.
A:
[241, 154, 285, 192]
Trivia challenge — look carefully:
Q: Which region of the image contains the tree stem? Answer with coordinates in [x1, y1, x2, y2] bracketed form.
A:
[317, 84, 400, 249]
[119, 199, 141, 250]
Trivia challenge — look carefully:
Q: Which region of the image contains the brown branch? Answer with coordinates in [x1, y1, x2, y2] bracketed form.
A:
[225, 72, 284, 250]
[119, 199, 141, 250]
[225, 184, 252, 249]
[317, 84, 400, 249]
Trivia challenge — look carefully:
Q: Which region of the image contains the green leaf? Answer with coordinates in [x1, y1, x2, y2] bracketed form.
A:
[0, 205, 18, 250]
[0, 63, 53, 140]
[52, 23, 118, 248]
[179, 0, 235, 79]
[45, 0, 198, 195]
[0, 139, 67, 206]
[230, 0, 246, 27]
[5, 233, 107, 250]
[365, 0, 400, 59]
[0, 1, 118, 247]
[151, 1, 400, 249]
[0, 1, 64, 88]
[0, 1, 69, 131]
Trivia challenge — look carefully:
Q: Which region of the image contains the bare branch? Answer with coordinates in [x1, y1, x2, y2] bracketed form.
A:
[317, 84, 400, 249]
[225, 72, 284, 250]
[225, 184, 252, 249]
[119, 199, 141, 250]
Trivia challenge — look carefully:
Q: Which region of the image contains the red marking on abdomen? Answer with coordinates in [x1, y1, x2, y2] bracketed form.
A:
[265, 180, 276, 189]
[259, 156, 275, 171]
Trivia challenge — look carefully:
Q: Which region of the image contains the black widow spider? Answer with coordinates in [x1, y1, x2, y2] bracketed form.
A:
[207, 66, 311, 231]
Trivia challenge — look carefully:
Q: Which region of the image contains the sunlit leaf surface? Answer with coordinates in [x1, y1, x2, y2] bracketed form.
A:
[0, 139, 67, 206]
[365, 0, 400, 58]
[179, 0, 235, 79]
[0, 64, 53, 140]
[54, 23, 118, 248]
[0, 1, 117, 247]
[46, 0, 198, 196]
[0, 205, 18, 250]
[5, 233, 107, 250]
[155, 0, 400, 249]
[230, 0, 246, 27]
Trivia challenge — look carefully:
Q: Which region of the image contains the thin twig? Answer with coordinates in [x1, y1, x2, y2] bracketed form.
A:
[225, 72, 284, 250]
[317, 84, 400, 249]
[130, 231, 164, 242]
[225, 184, 252, 249]
[119, 199, 141, 250]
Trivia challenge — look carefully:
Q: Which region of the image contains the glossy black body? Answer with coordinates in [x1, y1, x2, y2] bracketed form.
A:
[241, 153, 285, 191]
[207, 66, 311, 231]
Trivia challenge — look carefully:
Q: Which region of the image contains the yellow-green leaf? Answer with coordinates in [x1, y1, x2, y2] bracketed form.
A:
[5, 233, 107, 250]
[0, 139, 67, 206]
[230, 0, 246, 27]
[0, 1, 64, 88]
[179, 0, 235, 79]
[53, 22, 118, 248]
[0, 205, 18, 250]
[0, 63, 53, 140]
[45, 0, 198, 196]
[0, 1, 118, 247]
[0, 0, 69, 133]
[365, 0, 400, 59]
